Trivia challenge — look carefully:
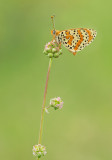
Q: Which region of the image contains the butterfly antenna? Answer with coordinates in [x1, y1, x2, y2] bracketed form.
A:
[51, 15, 55, 31]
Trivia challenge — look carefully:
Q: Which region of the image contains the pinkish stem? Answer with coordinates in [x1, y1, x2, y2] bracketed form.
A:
[38, 58, 52, 144]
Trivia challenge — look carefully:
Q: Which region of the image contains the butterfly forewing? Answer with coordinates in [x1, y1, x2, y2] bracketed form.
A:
[57, 28, 97, 54]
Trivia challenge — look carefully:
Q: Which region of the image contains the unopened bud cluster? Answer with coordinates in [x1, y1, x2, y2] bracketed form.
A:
[32, 144, 47, 158]
[50, 97, 63, 110]
[43, 41, 62, 58]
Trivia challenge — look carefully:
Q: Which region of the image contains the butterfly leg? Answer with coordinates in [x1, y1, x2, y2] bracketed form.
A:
[51, 35, 55, 41]
[59, 42, 61, 49]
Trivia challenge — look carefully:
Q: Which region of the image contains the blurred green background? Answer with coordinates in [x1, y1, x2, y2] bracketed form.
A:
[0, 0, 112, 160]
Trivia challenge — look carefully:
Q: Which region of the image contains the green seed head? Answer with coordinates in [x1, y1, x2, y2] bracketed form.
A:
[44, 41, 63, 58]
[32, 144, 47, 158]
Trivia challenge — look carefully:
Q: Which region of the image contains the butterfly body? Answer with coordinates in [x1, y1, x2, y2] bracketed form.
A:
[51, 28, 97, 55]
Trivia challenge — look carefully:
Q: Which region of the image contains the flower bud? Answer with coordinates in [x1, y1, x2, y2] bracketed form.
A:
[48, 53, 53, 58]
[46, 48, 52, 53]
[52, 48, 57, 53]
[54, 52, 59, 58]
[32, 144, 47, 158]
[50, 97, 63, 110]
[43, 50, 48, 55]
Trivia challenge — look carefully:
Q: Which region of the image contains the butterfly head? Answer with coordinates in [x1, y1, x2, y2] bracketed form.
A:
[51, 30, 60, 36]
[51, 30, 56, 35]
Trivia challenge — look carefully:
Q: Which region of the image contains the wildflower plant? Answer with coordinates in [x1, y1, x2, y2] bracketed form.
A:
[33, 17, 64, 159]
[33, 15, 97, 159]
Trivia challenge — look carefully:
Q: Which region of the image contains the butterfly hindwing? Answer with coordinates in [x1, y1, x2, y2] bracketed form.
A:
[57, 28, 97, 54]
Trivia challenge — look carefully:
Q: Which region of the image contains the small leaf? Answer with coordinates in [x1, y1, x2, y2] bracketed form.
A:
[45, 108, 49, 114]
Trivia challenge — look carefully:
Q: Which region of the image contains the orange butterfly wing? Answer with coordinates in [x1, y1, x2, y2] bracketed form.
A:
[56, 28, 97, 55]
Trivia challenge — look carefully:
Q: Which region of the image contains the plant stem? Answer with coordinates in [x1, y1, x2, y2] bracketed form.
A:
[38, 58, 52, 144]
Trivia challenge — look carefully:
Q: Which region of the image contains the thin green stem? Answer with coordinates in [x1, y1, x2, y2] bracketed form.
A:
[38, 58, 52, 144]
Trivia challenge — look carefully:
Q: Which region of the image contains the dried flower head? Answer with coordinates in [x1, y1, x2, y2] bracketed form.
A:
[50, 97, 63, 110]
[32, 144, 47, 158]
[43, 40, 62, 58]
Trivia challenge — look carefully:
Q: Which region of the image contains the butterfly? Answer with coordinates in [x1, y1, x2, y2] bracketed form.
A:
[51, 16, 97, 56]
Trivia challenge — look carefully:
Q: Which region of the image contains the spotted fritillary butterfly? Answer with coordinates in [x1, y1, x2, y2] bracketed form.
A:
[51, 16, 97, 55]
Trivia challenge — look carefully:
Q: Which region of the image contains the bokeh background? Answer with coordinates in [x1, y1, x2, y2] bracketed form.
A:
[0, 0, 112, 160]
